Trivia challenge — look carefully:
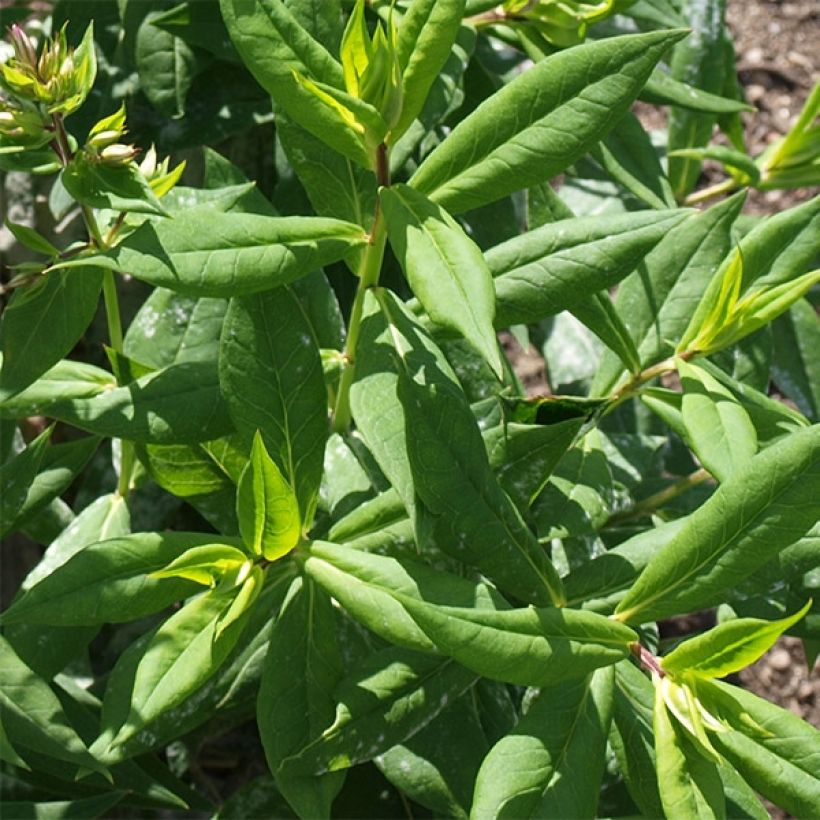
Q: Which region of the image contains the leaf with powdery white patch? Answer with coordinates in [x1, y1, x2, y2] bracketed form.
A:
[615, 424, 820, 625]
[56, 209, 365, 298]
[381, 184, 502, 377]
[236, 432, 301, 560]
[662, 601, 811, 679]
[409, 29, 687, 214]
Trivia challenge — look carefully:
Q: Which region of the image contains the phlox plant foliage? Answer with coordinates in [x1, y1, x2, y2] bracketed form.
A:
[0, 0, 818, 817]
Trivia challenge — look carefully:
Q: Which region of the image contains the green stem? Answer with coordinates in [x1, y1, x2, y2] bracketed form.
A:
[606, 467, 711, 527]
[605, 349, 696, 415]
[102, 270, 124, 353]
[683, 177, 739, 206]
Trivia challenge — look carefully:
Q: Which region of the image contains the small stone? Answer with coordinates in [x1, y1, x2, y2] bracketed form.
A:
[770, 648, 791, 671]
[797, 682, 814, 700]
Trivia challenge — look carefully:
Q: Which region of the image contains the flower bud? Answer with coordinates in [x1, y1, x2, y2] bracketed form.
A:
[100, 143, 140, 166]
[87, 128, 122, 149]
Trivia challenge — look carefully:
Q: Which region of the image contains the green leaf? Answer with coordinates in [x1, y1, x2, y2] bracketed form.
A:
[654, 681, 726, 819]
[0, 268, 103, 402]
[661, 600, 812, 678]
[280, 647, 476, 776]
[669, 145, 761, 184]
[593, 192, 744, 396]
[33, 361, 232, 444]
[0, 532, 226, 627]
[151, 0, 239, 61]
[220, 0, 372, 167]
[0, 636, 108, 779]
[772, 298, 820, 420]
[61, 160, 167, 217]
[57, 210, 365, 297]
[380, 290, 563, 606]
[400, 600, 637, 687]
[98, 569, 262, 757]
[0, 426, 51, 538]
[392, 0, 466, 140]
[237, 432, 301, 560]
[409, 29, 687, 213]
[641, 69, 754, 114]
[677, 358, 758, 482]
[380, 184, 502, 376]
[151, 543, 249, 586]
[220, 287, 327, 525]
[488, 209, 689, 327]
[4, 220, 60, 257]
[258, 577, 344, 819]
[0, 794, 125, 820]
[471, 667, 614, 819]
[705, 680, 820, 818]
[572, 292, 641, 375]
[615, 424, 820, 624]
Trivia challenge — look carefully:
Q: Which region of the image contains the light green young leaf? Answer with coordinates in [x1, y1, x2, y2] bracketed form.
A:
[677, 357, 758, 482]
[0, 636, 108, 779]
[280, 647, 476, 776]
[392, 0, 466, 141]
[258, 577, 344, 819]
[410, 29, 687, 213]
[55, 210, 364, 298]
[488, 209, 689, 327]
[220, 288, 327, 525]
[615, 424, 820, 625]
[237, 431, 301, 560]
[654, 681, 726, 820]
[0, 532, 231, 627]
[0, 268, 103, 403]
[661, 600, 812, 679]
[151, 544, 250, 587]
[380, 184, 502, 377]
[471, 667, 614, 819]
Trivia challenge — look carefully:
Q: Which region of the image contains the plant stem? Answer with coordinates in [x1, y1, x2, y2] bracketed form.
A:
[331, 144, 390, 433]
[102, 270, 124, 352]
[606, 467, 711, 526]
[606, 349, 696, 414]
[683, 177, 739, 206]
[630, 642, 665, 677]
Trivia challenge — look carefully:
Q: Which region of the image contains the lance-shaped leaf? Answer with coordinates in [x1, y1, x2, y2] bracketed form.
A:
[378, 290, 562, 606]
[0, 426, 51, 538]
[258, 577, 344, 819]
[487, 209, 689, 327]
[381, 184, 502, 376]
[400, 599, 636, 687]
[409, 29, 687, 213]
[55, 210, 365, 298]
[772, 297, 820, 420]
[392, 0, 466, 141]
[677, 358, 758, 482]
[220, 0, 372, 166]
[32, 360, 232, 444]
[97, 568, 262, 757]
[654, 681, 726, 820]
[615, 424, 820, 625]
[0, 636, 109, 779]
[704, 680, 820, 819]
[220, 287, 327, 525]
[0, 268, 103, 402]
[237, 432, 302, 560]
[471, 667, 614, 819]
[661, 601, 812, 679]
[303, 541, 508, 653]
[641, 69, 753, 114]
[150, 544, 250, 587]
[280, 647, 476, 776]
[0, 532, 233, 627]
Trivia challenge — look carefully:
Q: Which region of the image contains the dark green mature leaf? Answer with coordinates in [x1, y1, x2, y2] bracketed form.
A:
[641, 69, 753, 113]
[220, 287, 327, 524]
[381, 184, 502, 376]
[472, 667, 614, 819]
[379, 290, 563, 606]
[678, 358, 757, 482]
[0, 427, 51, 538]
[34, 361, 232, 444]
[616, 424, 820, 624]
[0, 532, 224, 627]
[258, 577, 344, 819]
[572, 292, 641, 375]
[0, 269, 103, 402]
[124, 289, 228, 369]
[410, 29, 687, 213]
[706, 680, 820, 818]
[487, 209, 688, 327]
[220, 0, 371, 167]
[58, 210, 364, 298]
[280, 648, 476, 776]
[392, 0, 466, 140]
[61, 160, 167, 217]
[0, 636, 107, 779]
[593, 193, 744, 396]
[0, 794, 125, 820]
[772, 298, 820, 420]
